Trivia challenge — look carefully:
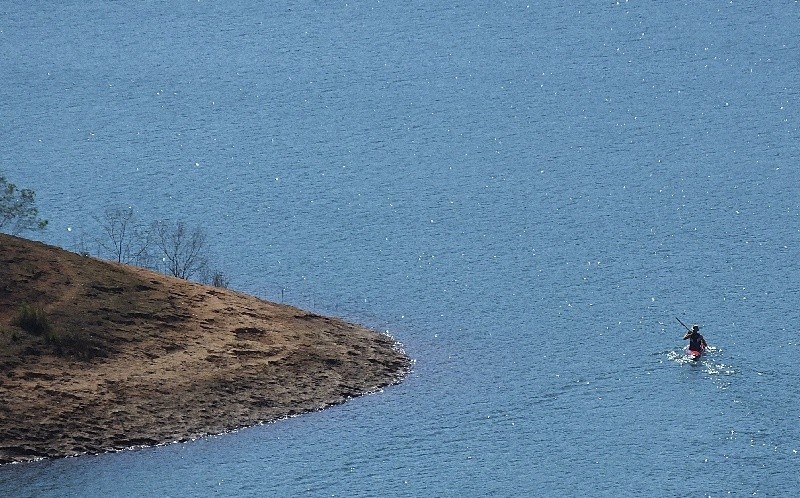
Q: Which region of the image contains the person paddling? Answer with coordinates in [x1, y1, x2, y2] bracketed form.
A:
[682, 324, 707, 354]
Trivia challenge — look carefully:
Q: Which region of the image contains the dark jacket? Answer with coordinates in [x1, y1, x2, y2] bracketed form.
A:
[687, 332, 707, 352]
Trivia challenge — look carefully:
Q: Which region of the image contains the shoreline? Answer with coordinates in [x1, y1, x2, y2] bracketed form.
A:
[0, 235, 411, 465]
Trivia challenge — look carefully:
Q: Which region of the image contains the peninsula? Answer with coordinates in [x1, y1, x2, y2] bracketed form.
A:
[0, 234, 410, 464]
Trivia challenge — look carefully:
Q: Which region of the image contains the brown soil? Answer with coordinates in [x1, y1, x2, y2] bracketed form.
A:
[0, 234, 409, 464]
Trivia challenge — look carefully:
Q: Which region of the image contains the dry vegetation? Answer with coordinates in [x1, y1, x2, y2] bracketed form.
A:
[0, 234, 409, 464]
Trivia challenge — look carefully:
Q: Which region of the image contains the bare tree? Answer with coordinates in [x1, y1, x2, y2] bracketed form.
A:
[96, 207, 151, 264]
[200, 267, 230, 288]
[0, 174, 48, 234]
[152, 220, 208, 279]
[211, 271, 230, 288]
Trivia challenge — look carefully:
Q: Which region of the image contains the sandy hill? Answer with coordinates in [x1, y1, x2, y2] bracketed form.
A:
[0, 234, 409, 464]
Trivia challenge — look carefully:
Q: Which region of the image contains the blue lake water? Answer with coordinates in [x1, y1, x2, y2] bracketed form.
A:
[2, 1, 800, 496]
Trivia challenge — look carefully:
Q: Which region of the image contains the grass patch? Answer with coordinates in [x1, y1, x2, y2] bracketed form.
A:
[11, 304, 106, 360]
[13, 304, 52, 335]
[47, 330, 107, 360]
[1, 326, 15, 339]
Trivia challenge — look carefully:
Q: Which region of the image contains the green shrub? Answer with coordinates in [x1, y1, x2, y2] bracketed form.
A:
[13, 304, 51, 335]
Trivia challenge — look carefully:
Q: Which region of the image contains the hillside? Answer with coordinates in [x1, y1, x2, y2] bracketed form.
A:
[0, 234, 409, 464]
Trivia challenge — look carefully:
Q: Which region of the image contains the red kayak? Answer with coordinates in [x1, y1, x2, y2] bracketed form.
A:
[686, 347, 704, 360]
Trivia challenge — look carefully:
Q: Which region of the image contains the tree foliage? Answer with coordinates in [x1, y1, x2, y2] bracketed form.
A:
[0, 175, 48, 234]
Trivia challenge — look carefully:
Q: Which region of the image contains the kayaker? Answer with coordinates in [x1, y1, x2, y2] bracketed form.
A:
[682, 324, 707, 353]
